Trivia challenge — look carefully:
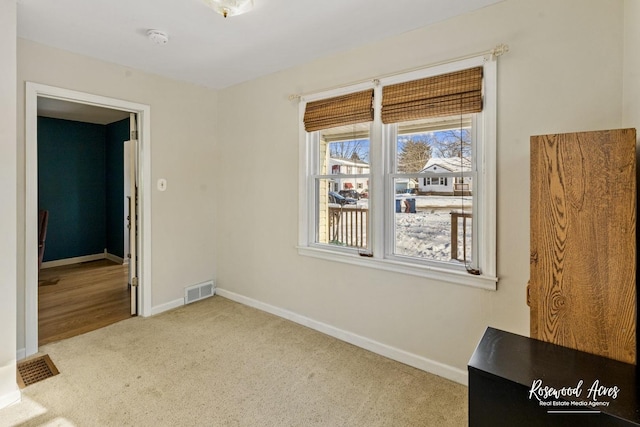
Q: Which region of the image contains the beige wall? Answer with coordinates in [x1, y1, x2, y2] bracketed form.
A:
[215, 0, 625, 377]
[0, 0, 19, 408]
[15, 40, 219, 352]
[624, 0, 640, 129]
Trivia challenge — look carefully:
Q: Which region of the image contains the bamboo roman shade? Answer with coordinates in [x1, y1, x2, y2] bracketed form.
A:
[303, 89, 374, 132]
[381, 67, 483, 124]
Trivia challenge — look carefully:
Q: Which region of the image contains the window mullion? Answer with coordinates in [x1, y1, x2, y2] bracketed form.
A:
[314, 174, 371, 180]
[390, 172, 473, 179]
[370, 85, 385, 259]
[307, 132, 319, 246]
[383, 123, 397, 258]
[298, 124, 315, 247]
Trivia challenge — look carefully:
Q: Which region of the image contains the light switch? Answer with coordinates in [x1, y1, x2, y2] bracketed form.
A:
[157, 178, 167, 192]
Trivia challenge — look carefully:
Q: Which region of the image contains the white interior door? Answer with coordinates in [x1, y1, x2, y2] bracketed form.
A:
[126, 113, 139, 315]
[123, 144, 131, 267]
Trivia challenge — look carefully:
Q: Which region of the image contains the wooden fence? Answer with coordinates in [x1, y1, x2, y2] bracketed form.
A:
[450, 210, 472, 261]
[328, 206, 368, 248]
[328, 206, 471, 261]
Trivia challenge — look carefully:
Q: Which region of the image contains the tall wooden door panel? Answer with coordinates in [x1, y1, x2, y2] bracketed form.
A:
[529, 128, 636, 364]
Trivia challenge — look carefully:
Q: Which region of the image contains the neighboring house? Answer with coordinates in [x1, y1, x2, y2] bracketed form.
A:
[328, 157, 370, 193]
[418, 157, 472, 196]
[394, 178, 417, 193]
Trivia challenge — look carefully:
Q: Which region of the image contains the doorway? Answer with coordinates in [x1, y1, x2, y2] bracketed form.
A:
[24, 83, 152, 358]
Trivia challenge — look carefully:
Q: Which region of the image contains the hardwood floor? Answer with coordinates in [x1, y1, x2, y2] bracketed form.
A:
[38, 259, 132, 346]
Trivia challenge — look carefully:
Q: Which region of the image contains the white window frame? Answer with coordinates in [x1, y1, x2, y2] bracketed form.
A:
[430, 177, 448, 186]
[308, 127, 373, 252]
[384, 114, 478, 269]
[298, 55, 497, 290]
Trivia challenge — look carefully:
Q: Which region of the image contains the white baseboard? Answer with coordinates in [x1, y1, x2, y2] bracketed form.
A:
[42, 251, 127, 269]
[151, 298, 185, 316]
[104, 252, 125, 265]
[215, 288, 469, 386]
[41, 253, 105, 269]
[16, 348, 25, 361]
[0, 388, 21, 411]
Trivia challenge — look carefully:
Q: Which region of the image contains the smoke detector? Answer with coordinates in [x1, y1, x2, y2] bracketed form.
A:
[147, 30, 169, 45]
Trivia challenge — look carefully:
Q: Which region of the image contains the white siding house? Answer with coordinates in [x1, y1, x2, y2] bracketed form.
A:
[328, 157, 370, 193]
[418, 157, 472, 195]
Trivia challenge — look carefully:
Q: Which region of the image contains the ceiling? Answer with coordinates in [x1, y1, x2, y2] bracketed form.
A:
[18, 0, 503, 91]
[38, 98, 130, 125]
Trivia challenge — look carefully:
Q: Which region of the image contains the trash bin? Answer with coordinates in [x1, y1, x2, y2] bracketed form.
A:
[407, 198, 416, 213]
[396, 198, 416, 213]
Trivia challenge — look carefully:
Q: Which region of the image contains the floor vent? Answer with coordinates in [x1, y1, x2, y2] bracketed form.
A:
[185, 280, 215, 304]
[17, 354, 59, 388]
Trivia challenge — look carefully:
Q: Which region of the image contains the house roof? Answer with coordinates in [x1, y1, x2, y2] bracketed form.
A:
[329, 158, 370, 168]
[421, 157, 471, 173]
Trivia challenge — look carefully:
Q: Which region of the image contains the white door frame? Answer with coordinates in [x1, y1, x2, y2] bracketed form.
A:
[24, 82, 152, 357]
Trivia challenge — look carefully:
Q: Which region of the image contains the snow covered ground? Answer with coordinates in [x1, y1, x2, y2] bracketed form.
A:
[344, 195, 473, 262]
[395, 209, 472, 263]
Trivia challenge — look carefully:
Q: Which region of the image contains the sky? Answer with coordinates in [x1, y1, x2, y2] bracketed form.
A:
[329, 129, 470, 164]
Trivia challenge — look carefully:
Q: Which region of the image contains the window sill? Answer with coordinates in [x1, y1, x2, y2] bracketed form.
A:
[297, 245, 498, 290]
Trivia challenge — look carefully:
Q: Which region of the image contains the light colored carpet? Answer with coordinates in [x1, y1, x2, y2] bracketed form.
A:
[1, 296, 467, 426]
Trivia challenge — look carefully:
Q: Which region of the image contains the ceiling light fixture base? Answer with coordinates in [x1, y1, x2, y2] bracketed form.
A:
[203, 0, 254, 18]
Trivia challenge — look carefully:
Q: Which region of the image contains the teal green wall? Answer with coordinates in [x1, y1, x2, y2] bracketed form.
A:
[38, 116, 128, 262]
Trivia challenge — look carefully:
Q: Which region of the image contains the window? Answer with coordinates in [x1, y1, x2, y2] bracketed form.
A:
[298, 56, 497, 289]
[425, 176, 449, 186]
[388, 115, 472, 264]
[312, 123, 371, 249]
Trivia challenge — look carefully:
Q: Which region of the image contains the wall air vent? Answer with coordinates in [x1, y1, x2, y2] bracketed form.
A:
[184, 280, 215, 304]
